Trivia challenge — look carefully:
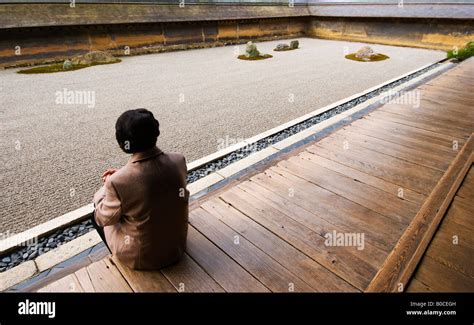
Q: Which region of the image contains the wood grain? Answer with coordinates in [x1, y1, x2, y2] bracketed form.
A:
[367, 135, 473, 292]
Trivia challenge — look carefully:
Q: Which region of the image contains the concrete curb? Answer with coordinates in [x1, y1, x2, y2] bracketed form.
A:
[0, 59, 453, 291]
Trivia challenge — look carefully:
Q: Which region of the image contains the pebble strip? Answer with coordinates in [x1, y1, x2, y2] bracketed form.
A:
[0, 220, 94, 272]
[0, 61, 441, 273]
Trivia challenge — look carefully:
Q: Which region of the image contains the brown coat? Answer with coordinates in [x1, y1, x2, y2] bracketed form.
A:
[93, 147, 189, 270]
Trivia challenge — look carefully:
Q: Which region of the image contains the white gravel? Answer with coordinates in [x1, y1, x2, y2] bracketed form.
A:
[0, 37, 445, 233]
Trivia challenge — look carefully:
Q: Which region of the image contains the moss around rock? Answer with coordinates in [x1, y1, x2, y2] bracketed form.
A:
[238, 54, 273, 60]
[447, 41, 474, 61]
[17, 51, 121, 74]
[345, 46, 389, 62]
[17, 60, 121, 74]
[238, 41, 272, 60]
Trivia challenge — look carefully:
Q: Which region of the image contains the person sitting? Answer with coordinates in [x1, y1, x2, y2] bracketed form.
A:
[92, 108, 189, 270]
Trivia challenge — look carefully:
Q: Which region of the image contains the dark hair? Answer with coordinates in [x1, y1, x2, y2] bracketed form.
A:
[115, 109, 160, 154]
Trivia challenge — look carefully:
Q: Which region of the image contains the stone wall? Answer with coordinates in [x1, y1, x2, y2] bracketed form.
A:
[0, 18, 308, 67]
[307, 16, 474, 51]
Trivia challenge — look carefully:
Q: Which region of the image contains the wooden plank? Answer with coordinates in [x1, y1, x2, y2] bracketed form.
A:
[190, 207, 314, 292]
[456, 166, 474, 201]
[418, 95, 474, 116]
[200, 198, 358, 292]
[369, 110, 469, 139]
[278, 155, 417, 223]
[298, 151, 426, 205]
[383, 91, 474, 120]
[185, 226, 268, 292]
[445, 197, 474, 231]
[436, 218, 474, 249]
[350, 118, 458, 157]
[161, 254, 225, 292]
[426, 75, 474, 94]
[417, 93, 474, 115]
[38, 274, 84, 293]
[419, 87, 474, 108]
[236, 176, 387, 270]
[75, 267, 95, 292]
[218, 186, 377, 290]
[419, 84, 474, 103]
[377, 105, 473, 134]
[83, 258, 133, 292]
[251, 167, 403, 253]
[366, 134, 473, 292]
[406, 278, 432, 292]
[362, 115, 465, 150]
[111, 256, 176, 292]
[314, 132, 443, 192]
[411, 256, 474, 292]
[308, 138, 442, 195]
[330, 128, 450, 171]
[425, 232, 474, 278]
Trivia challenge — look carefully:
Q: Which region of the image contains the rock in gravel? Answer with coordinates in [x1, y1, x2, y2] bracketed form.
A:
[22, 253, 29, 260]
[0, 262, 7, 267]
[71, 50, 118, 65]
[355, 46, 375, 60]
[245, 41, 260, 58]
[63, 59, 73, 70]
[290, 40, 299, 49]
[1, 257, 11, 263]
[48, 238, 54, 243]
[275, 44, 290, 51]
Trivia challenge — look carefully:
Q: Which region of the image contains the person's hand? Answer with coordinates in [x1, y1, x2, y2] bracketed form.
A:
[101, 168, 118, 182]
